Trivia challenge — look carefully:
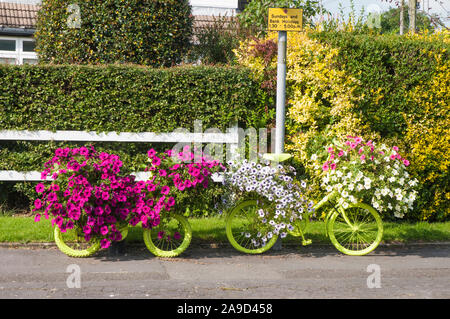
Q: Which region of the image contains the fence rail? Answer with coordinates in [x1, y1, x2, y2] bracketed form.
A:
[0, 125, 239, 182]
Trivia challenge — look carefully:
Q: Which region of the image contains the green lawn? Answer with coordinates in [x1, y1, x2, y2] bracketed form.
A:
[0, 216, 449, 245]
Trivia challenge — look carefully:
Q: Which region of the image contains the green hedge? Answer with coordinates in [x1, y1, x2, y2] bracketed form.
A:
[306, 31, 449, 221]
[309, 31, 449, 138]
[35, 0, 193, 67]
[0, 64, 268, 211]
[0, 64, 267, 134]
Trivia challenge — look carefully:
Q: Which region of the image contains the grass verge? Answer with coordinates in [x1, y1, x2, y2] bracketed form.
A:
[0, 216, 449, 245]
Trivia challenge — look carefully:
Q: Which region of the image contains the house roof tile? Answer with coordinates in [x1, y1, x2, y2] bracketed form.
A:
[0, 2, 39, 29]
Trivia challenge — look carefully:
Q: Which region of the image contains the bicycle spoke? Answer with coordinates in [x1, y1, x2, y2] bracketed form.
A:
[329, 203, 382, 255]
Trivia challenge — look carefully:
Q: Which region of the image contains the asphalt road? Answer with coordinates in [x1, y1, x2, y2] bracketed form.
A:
[0, 243, 449, 299]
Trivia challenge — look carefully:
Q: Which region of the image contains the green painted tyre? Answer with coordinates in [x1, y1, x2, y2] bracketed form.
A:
[226, 200, 278, 254]
[54, 226, 100, 258]
[143, 214, 192, 257]
[328, 203, 383, 256]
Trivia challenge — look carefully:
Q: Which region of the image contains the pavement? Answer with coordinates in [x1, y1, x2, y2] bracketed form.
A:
[0, 242, 449, 299]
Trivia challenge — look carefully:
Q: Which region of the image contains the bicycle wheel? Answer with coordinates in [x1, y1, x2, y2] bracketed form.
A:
[226, 200, 278, 254]
[328, 202, 383, 256]
[143, 214, 192, 257]
[54, 226, 100, 258]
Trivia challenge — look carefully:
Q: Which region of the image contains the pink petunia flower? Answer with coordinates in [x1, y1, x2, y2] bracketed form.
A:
[100, 238, 111, 249]
[161, 186, 170, 195]
[152, 157, 161, 166]
[35, 183, 45, 193]
[34, 198, 43, 209]
[147, 148, 156, 158]
[100, 225, 109, 236]
[47, 192, 57, 202]
[167, 197, 175, 207]
[158, 169, 167, 177]
[83, 226, 91, 235]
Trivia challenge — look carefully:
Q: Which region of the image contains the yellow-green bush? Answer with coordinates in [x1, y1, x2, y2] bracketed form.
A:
[235, 31, 379, 207]
[404, 51, 449, 221]
[235, 30, 449, 221]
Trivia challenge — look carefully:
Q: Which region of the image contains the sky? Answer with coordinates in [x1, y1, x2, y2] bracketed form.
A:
[320, 0, 450, 28]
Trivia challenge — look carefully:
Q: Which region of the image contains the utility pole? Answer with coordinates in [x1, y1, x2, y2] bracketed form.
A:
[400, 0, 405, 35]
[408, 0, 417, 33]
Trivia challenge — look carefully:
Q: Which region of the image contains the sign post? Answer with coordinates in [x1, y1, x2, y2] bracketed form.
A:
[275, 30, 287, 155]
[268, 8, 302, 156]
[268, 8, 302, 250]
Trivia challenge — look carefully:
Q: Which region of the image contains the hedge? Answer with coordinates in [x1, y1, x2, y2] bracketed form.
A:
[309, 31, 449, 139]
[235, 30, 449, 221]
[35, 0, 193, 67]
[0, 64, 268, 211]
[307, 31, 449, 222]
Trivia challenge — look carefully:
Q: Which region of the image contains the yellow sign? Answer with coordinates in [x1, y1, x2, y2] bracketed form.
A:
[268, 8, 303, 31]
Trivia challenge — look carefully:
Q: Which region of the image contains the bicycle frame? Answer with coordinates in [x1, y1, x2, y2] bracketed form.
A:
[312, 191, 353, 237]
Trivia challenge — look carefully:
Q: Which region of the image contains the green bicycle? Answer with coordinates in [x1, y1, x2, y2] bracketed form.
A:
[225, 153, 384, 256]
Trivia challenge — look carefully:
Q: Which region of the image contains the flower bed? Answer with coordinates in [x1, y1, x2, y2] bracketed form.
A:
[311, 136, 419, 218]
[222, 158, 314, 244]
[33, 145, 222, 248]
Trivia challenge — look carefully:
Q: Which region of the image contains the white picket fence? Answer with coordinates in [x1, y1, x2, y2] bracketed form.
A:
[0, 125, 239, 182]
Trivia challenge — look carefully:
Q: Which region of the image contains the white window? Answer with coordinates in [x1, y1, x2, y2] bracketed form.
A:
[0, 37, 38, 65]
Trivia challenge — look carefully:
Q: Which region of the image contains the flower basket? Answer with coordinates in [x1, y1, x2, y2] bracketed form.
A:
[311, 136, 419, 218]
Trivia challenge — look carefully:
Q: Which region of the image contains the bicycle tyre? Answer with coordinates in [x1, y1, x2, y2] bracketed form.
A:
[328, 202, 383, 256]
[54, 226, 100, 258]
[143, 214, 192, 257]
[226, 200, 278, 254]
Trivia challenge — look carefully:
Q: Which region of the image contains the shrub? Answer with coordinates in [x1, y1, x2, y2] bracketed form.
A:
[403, 50, 450, 221]
[235, 31, 374, 200]
[188, 15, 240, 65]
[35, 0, 193, 67]
[235, 29, 449, 221]
[309, 30, 450, 221]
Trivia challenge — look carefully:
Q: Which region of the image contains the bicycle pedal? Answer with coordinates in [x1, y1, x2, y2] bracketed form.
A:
[302, 239, 312, 246]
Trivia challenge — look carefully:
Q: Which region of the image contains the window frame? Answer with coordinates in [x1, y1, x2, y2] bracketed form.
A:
[0, 36, 38, 65]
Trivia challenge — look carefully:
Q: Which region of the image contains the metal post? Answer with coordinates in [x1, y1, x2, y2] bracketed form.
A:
[273, 30, 287, 251]
[275, 31, 287, 154]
